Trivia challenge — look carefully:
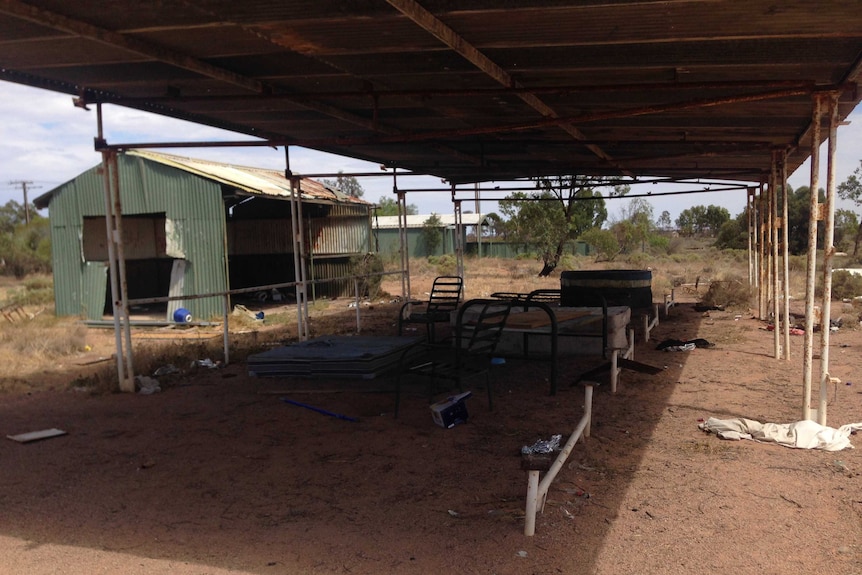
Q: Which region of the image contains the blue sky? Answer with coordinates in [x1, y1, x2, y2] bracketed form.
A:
[1, 80, 860, 222]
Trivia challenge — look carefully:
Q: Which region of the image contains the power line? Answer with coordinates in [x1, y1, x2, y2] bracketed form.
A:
[7, 180, 41, 224]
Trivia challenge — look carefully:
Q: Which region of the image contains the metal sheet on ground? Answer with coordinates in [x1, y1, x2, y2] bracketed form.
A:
[248, 335, 423, 379]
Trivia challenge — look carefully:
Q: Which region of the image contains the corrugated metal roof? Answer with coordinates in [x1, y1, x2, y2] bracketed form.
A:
[128, 150, 370, 205]
[35, 150, 370, 208]
[2, 2, 861, 186]
[374, 213, 489, 229]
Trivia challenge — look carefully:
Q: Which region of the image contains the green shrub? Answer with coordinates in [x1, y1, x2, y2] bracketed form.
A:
[625, 251, 651, 267]
[6, 276, 54, 306]
[349, 253, 385, 298]
[648, 234, 669, 253]
[427, 253, 457, 276]
[830, 270, 862, 300]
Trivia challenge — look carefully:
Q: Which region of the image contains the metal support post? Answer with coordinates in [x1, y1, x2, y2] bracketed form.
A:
[771, 151, 781, 359]
[108, 152, 135, 388]
[757, 183, 769, 320]
[285, 148, 308, 341]
[453, 195, 465, 285]
[780, 152, 791, 359]
[747, 187, 755, 287]
[818, 94, 840, 426]
[802, 94, 823, 422]
[396, 187, 410, 301]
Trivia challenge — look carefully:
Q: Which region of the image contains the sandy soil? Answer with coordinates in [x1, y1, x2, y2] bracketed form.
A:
[1, 296, 861, 575]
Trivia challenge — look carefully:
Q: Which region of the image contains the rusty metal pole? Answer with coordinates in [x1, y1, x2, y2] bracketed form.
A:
[296, 183, 309, 340]
[396, 187, 411, 302]
[108, 152, 135, 389]
[752, 188, 759, 290]
[285, 148, 306, 341]
[769, 151, 787, 359]
[97, 105, 126, 389]
[453, 192, 465, 284]
[818, 94, 840, 426]
[747, 187, 755, 287]
[758, 183, 768, 319]
[802, 94, 823, 422]
[781, 151, 791, 359]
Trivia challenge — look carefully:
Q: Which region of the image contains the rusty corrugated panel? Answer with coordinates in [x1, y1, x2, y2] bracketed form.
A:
[128, 150, 371, 205]
[310, 215, 369, 255]
[307, 257, 354, 298]
[228, 219, 295, 255]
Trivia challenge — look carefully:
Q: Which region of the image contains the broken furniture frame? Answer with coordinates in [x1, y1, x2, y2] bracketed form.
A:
[492, 289, 610, 358]
[664, 288, 676, 316]
[523, 381, 596, 536]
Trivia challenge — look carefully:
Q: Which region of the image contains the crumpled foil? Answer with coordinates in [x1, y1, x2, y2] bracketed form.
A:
[521, 434, 562, 455]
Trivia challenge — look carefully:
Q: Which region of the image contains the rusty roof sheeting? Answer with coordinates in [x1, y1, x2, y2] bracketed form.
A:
[128, 150, 370, 205]
[1, 0, 861, 186]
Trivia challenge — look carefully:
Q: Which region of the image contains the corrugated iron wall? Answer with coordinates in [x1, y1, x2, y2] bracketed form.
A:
[47, 155, 373, 318]
[307, 257, 354, 299]
[309, 204, 370, 256]
[46, 155, 227, 320]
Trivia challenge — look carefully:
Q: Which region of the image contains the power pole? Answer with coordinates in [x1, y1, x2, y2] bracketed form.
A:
[7, 180, 40, 224]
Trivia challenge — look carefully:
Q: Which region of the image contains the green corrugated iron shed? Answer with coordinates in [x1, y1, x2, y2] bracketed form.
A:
[36, 151, 371, 321]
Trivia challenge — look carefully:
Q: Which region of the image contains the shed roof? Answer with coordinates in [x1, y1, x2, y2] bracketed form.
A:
[373, 213, 489, 229]
[3, 2, 861, 188]
[34, 149, 371, 209]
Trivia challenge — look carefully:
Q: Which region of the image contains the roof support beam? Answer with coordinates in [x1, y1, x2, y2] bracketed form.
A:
[0, 0, 264, 93]
[385, 0, 621, 170]
[86, 79, 818, 107]
[0, 0, 415, 137]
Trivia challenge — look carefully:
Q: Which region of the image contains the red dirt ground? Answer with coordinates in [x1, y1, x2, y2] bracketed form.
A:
[1, 297, 861, 574]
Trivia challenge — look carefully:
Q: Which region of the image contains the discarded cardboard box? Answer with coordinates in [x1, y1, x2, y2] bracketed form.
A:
[430, 391, 472, 428]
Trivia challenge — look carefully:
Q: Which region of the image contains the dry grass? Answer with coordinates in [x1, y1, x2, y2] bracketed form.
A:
[0, 314, 88, 359]
[0, 245, 822, 394]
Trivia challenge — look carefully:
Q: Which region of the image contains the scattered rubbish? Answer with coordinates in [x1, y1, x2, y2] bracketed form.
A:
[663, 342, 695, 352]
[233, 304, 263, 321]
[430, 391, 472, 428]
[617, 357, 664, 374]
[562, 507, 574, 519]
[7, 428, 67, 443]
[153, 364, 180, 377]
[734, 314, 742, 321]
[447, 509, 460, 517]
[280, 397, 359, 422]
[522, 434, 562, 455]
[516, 550, 528, 558]
[490, 357, 506, 365]
[656, 338, 714, 351]
[173, 307, 192, 323]
[192, 358, 219, 369]
[699, 416, 862, 450]
[1, 302, 28, 323]
[135, 375, 161, 395]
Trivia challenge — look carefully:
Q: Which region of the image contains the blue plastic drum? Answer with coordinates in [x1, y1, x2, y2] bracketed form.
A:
[173, 307, 192, 323]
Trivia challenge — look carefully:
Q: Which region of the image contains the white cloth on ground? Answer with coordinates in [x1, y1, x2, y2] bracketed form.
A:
[698, 417, 862, 451]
